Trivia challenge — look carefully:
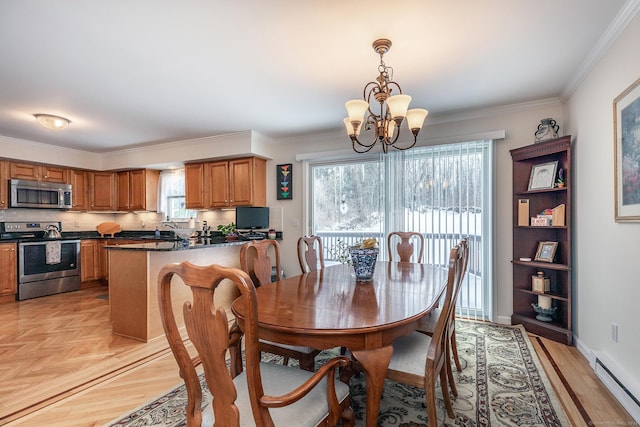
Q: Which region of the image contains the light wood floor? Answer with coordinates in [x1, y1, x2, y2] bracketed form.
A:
[0, 287, 636, 426]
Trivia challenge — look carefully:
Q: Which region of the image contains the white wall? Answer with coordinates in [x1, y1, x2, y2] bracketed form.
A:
[565, 12, 640, 401]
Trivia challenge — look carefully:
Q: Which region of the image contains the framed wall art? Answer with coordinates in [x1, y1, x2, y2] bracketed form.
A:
[528, 161, 558, 191]
[277, 163, 292, 200]
[614, 77, 640, 221]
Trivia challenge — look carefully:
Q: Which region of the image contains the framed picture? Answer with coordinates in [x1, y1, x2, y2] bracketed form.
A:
[534, 241, 558, 263]
[277, 163, 292, 200]
[614, 77, 640, 221]
[528, 161, 558, 191]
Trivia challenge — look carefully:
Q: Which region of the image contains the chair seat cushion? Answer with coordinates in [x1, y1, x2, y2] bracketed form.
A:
[260, 339, 317, 354]
[388, 331, 433, 377]
[206, 361, 350, 426]
[415, 307, 442, 335]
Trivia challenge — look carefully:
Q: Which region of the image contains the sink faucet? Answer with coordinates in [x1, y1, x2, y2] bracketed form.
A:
[162, 221, 179, 238]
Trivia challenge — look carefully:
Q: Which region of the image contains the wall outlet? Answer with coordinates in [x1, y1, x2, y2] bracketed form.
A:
[74, 220, 80, 228]
[611, 323, 618, 342]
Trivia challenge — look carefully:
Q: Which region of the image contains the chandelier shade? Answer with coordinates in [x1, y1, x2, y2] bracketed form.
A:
[344, 39, 428, 153]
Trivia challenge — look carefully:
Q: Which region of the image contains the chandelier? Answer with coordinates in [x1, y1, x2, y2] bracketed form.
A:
[344, 39, 428, 153]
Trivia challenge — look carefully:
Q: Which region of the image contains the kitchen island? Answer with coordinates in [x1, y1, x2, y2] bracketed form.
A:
[105, 240, 245, 342]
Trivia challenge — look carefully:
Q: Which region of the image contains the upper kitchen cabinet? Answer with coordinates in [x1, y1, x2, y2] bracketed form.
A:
[88, 171, 117, 211]
[10, 161, 68, 183]
[185, 157, 266, 209]
[69, 169, 89, 211]
[0, 160, 8, 209]
[185, 163, 206, 209]
[117, 169, 159, 211]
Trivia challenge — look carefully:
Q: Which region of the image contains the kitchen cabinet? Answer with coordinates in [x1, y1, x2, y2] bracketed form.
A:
[117, 169, 159, 211]
[510, 136, 573, 345]
[185, 157, 266, 209]
[88, 171, 117, 211]
[10, 161, 68, 183]
[0, 160, 8, 209]
[69, 169, 89, 211]
[185, 163, 206, 209]
[0, 242, 17, 296]
[81, 240, 102, 283]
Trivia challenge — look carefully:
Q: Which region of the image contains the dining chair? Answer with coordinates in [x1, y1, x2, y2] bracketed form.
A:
[297, 235, 325, 273]
[383, 241, 467, 427]
[240, 239, 321, 371]
[158, 261, 354, 426]
[416, 238, 469, 398]
[387, 231, 425, 263]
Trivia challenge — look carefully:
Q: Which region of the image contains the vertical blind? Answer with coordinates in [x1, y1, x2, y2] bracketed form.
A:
[387, 141, 492, 321]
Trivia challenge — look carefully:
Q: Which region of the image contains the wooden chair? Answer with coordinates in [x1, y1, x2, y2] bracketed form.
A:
[383, 241, 468, 427]
[416, 238, 469, 398]
[158, 261, 354, 426]
[387, 231, 425, 262]
[240, 240, 321, 371]
[297, 235, 325, 273]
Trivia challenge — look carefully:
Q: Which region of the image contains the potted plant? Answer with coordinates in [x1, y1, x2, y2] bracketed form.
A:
[217, 222, 238, 241]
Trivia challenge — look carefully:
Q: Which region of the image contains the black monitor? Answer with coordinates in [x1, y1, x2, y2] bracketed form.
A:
[235, 206, 270, 231]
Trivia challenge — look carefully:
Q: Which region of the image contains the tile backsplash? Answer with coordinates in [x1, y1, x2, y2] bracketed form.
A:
[0, 206, 283, 233]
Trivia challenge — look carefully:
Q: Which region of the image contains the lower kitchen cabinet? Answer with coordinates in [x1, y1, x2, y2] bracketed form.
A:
[0, 242, 17, 297]
[80, 240, 106, 284]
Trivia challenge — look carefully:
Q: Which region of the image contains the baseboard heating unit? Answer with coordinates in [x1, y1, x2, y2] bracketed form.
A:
[595, 358, 640, 422]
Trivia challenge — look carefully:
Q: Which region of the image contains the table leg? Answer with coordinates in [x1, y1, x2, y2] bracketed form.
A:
[351, 345, 393, 427]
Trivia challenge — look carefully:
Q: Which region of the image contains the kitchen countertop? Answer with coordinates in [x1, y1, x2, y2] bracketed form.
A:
[103, 239, 246, 251]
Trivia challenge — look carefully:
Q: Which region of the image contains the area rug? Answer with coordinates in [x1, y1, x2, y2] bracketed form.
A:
[106, 320, 569, 426]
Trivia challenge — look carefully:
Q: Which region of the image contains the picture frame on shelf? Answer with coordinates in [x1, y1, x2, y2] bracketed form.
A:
[614, 76, 640, 222]
[534, 241, 558, 263]
[528, 161, 558, 191]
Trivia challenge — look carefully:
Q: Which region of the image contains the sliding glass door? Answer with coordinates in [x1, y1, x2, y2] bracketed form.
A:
[308, 140, 494, 320]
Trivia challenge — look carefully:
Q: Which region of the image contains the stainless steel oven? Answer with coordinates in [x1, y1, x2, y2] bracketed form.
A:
[1, 221, 82, 301]
[18, 239, 80, 300]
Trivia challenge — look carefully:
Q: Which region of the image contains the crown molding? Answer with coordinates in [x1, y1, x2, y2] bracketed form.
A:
[562, 0, 640, 100]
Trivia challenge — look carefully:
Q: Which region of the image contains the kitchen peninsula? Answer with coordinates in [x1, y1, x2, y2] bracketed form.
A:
[105, 240, 245, 342]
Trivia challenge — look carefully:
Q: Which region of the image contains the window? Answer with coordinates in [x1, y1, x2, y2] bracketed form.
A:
[308, 140, 494, 321]
[158, 169, 197, 221]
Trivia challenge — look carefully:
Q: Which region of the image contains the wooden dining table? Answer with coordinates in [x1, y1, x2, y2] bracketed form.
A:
[231, 261, 447, 427]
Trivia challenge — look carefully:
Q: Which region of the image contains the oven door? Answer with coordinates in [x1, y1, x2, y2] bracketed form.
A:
[18, 240, 80, 283]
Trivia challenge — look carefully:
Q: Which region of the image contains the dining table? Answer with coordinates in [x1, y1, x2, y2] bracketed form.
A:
[231, 261, 447, 427]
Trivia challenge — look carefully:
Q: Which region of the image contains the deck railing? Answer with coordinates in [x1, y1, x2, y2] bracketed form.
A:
[317, 231, 482, 277]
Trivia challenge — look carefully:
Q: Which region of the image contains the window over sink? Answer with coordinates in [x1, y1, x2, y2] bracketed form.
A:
[158, 169, 197, 221]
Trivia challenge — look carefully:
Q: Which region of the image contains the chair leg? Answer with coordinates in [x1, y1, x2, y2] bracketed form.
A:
[425, 372, 439, 427]
[440, 368, 455, 419]
[299, 355, 315, 372]
[282, 356, 290, 367]
[451, 327, 462, 372]
[445, 337, 458, 398]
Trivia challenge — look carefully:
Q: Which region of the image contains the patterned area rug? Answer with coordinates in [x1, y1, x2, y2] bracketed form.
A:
[106, 320, 568, 426]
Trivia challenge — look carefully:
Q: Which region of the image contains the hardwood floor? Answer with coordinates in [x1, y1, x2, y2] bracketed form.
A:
[0, 287, 636, 426]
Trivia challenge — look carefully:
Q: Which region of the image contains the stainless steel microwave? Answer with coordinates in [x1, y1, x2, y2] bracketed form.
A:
[10, 179, 73, 209]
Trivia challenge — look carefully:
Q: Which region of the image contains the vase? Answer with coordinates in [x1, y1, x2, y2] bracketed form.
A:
[349, 247, 379, 281]
[534, 118, 559, 143]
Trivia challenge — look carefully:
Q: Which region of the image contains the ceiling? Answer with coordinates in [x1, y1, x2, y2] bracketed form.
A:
[0, 1, 634, 153]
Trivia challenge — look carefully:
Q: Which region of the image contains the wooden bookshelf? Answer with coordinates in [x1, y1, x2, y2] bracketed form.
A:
[510, 136, 573, 345]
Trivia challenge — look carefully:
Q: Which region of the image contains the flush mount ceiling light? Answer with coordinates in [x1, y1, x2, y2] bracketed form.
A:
[344, 38, 428, 154]
[33, 114, 71, 130]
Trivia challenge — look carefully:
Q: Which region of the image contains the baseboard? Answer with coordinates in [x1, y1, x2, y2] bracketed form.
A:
[574, 337, 640, 423]
[495, 315, 511, 325]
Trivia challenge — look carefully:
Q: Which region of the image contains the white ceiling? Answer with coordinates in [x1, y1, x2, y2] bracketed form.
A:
[0, 1, 635, 153]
